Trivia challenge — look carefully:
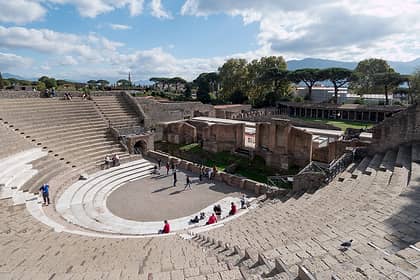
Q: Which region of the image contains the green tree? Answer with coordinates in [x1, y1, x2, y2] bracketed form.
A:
[38, 76, 57, 89]
[245, 56, 288, 106]
[193, 73, 212, 103]
[351, 58, 393, 96]
[218, 58, 248, 102]
[117, 79, 131, 89]
[150, 77, 170, 91]
[408, 70, 420, 104]
[36, 81, 46, 92]
[184, 82, 192, 99]
[0, 72, 4, 89]
[288, 68, 324, 100]
[374, 70, 403, 105]
[168, 77, 187, 93]
[96, 79, 109, 90]
[321, 68, 353, 104]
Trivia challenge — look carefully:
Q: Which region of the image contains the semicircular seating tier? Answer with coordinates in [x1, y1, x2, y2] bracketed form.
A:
[56, 159, 243, 235]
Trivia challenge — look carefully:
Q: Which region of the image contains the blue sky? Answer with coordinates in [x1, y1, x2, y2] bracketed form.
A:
[0, 0, 419, 82]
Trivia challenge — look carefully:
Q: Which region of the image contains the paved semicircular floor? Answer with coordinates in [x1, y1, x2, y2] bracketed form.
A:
[106, 169, 251, 222]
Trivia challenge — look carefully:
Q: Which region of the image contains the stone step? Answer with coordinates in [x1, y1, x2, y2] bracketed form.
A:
[379, 150, 397, 172]
[395, 144, 412, 168]
[411, 143, 420, 163]
[351, 156, 372, 179]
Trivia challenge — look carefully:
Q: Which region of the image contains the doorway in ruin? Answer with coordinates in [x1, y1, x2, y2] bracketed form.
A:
[133, 140, 148, 155]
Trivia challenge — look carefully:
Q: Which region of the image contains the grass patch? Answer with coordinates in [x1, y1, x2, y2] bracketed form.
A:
[155, 142, 298, 184]
[296, 117, 373, 131]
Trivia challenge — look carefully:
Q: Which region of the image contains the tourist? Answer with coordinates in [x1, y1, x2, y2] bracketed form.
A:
[171, 162, 175, 173]
[206, 213, 217, 225]
[39, 183, 50, 206]
[190, 215, 199, 224]
[104, 155, 112, 169]
[160, 220, 170, 234]
[166, 162, 170, 175]
[173, 171, 177, 187]
[82, 92, 87, 100]
[157, 159, 162, 169]
[112, 154, 120, 167]
[199, 171, 202, 182]
[152, 165, 158, 175]
[184, 175, 192, 190]
[207, 168, 212, 180]
[213, 204, 222, 218]
[200, 212, 205, 220]
[240, 194, 247, 209]
[212, 166, 217, 178]
[229, 202, 237, 216]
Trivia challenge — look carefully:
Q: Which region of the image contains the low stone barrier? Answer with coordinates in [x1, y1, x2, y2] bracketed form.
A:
[292, 172, 325, 192]
[147, 150, 287, 197]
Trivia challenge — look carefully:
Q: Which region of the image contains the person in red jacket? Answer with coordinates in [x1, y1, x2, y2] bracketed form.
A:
[229, 202, 237, 216]
[206, 213, 217, 225]
[161, 220, 170, 234]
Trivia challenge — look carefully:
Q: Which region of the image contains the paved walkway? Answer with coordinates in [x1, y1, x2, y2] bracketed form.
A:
[107, 168, 254, 221]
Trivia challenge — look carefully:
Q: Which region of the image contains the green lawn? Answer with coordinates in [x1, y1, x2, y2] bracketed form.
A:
[155, 142, 298, 184]
[296, 117, 373, 131]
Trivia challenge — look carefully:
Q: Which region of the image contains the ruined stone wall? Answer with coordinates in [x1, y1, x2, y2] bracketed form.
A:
[136, 97, 215, 125]
[0, 91, 41, 98]
[202, 123, 244, 153]
[147, 150, 288, 197]
[288, 127, 313, 167]
[370, 105, 420, 154]
[163, 122, 197, 145]
[215, 104, 252, 118]
[293, 172, 325, 192]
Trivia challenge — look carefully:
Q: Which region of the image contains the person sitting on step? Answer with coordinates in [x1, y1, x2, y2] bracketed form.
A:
[104, 155, 112, 169]
[112, 154, 120, 167]
[213, 204, 222, 218]
[206, 213, 217, 225]
[190, 215, 199, 224]
[229, 202, 237, 216]
[159, 220, 170, 234]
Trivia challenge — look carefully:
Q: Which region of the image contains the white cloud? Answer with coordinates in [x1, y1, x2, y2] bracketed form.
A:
[180, 0, 420, 61]
[150, 0, 172, 19]
[48, 0, 145, 17]
[60, 55, 78, 66]
[0, 0, 46, 24]
[110, 23, 132, 30]
[0, 52, 32, 70]
[0, 26, 123, 62]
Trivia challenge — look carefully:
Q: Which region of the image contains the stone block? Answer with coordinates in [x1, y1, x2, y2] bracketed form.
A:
[298, 265, 316, 280]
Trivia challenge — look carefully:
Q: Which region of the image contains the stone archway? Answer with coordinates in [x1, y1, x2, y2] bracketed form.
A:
[133, 140, 148, 154]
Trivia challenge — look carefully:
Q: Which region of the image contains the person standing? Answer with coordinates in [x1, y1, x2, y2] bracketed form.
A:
[173, 171, 177, 187]
[166, 162, 170, 175]
[39, 183, 50, 206]
[184, 175, 192, 190]
[158, 159, 162, 169]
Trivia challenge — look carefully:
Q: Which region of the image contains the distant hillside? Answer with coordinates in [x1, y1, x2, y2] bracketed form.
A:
[2, 73, 30, 80]
[287, 58, 420, 74]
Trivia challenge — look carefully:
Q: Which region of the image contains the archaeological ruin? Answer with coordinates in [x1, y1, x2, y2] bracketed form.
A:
[0, 91, 419, 279]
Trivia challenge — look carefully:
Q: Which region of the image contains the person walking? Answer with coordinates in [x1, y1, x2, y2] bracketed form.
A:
[39, 183, 50, 206]
[173, 171, 177, 187]
[184, 175, 192, 190]
[166, 162, 170, 175]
